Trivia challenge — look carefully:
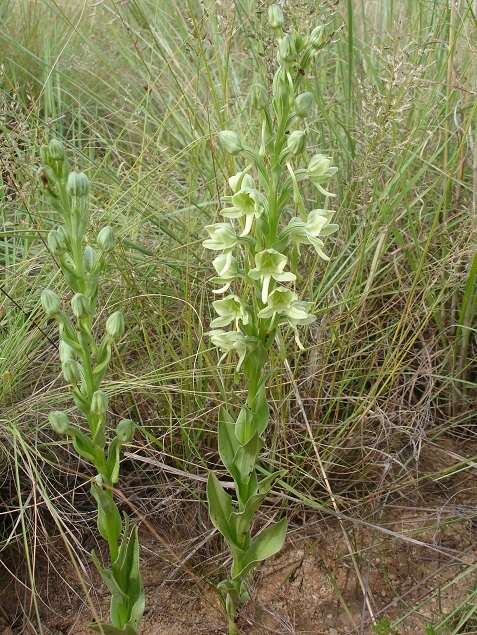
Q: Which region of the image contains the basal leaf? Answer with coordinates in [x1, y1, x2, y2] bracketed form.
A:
[232, 517, 287, 580]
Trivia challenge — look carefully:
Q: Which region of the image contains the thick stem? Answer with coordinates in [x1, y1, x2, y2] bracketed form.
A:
[226, 591, 240, 635]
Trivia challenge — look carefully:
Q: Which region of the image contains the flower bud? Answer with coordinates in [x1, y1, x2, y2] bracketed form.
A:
[83, 246, 97, 273]
[278, 34, 296, 64]
[249, 82, 267, 110]
[62, 360, 82, 384]
[48, 139, 65, 161]
[41, 289, 61, 316]
[218, 130, 242, 155]
[66, 171, 89, 197]
[295, 92, 314, 118]
[97, 226, 115, 251]
[228, 170, 253, 193]
[59, 340, 75, 363]
[47, 229, 63, 256]
[286, 130, 306, 156]
[49, 410, 70, 435]
[268, 4, 284, 31]
[105, 310, 125, 339]
[309, 25, 324, 50]
[116, 419, 135, 443]
[91, 390, 108, 416]
[71, 293, 90, 319]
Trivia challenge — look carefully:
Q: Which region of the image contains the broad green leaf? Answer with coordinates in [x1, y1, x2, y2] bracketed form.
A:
[207, 472, 237, 546]
[117, 526, 144, 628]
[231, 470, 284, 539]
[232, 517, 287, 580]
[70, 428, 100, 466]
[234, 406, 254, 445]
[254, 384, 269, 436]
[231, 435, 262, 506]
[90, 552, 126, 599]
[91, 484, 122, 561]
[218, 407, 240, 471]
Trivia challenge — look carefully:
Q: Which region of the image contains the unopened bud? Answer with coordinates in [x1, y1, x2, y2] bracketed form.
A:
[278, 34, 295, 64]
[97, 226, 115, 251]
[41, 289, 61, 316]
[62, 360, 82, 384]
[71, 293, 90, 319]
[295, 92, 314, 118]
[49, 410, 70, 435]
[287, 130, 306, 156]
[91, 390, 108, 416]
[116, 419, 135, 443]
[268, 5, 284, 32]
[218, 130, 242, 155]
[105, 310, 125, 339]
[59, 340, 75, 363]
[309, 25, 324, 50]
[48, 139, 65, 161]
[47, 229, 63, 256]
[228, 170, 253, 193]
[83, 246, 97, 273]
[66, 171, 89, 197]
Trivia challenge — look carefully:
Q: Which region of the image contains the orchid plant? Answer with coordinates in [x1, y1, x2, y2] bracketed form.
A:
[39, 140, 144, 635]
[203, 5, 339, 634]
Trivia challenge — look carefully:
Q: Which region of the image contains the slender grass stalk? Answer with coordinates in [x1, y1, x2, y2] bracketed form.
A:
[38, 140, 144, 634]
[203, 7, 339, 633]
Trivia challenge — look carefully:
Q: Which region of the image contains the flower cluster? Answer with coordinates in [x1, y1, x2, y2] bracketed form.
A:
[204, 109, 338, 360]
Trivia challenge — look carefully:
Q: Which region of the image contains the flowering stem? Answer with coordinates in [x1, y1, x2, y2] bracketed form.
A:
[204, 7, 338, 633]
[38, 140, 144, 633]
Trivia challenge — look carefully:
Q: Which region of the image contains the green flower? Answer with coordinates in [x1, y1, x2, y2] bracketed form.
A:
[307, 154, 338, 196]
[258, 287, 308, 320]
[212, 253, 239, 294]
[287, 130, 306, 156]
[208, 329, 248, 371]
[282, 209, 338, 260]
[218, 130, 242, 155]
[248, 249, 296, 303]
[294, 92, 314, 118]
[211, 295, 249, 329]
[258, 287, 315, 349]
[203, 223, 238, 251]
[221, 184, 266, 237]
